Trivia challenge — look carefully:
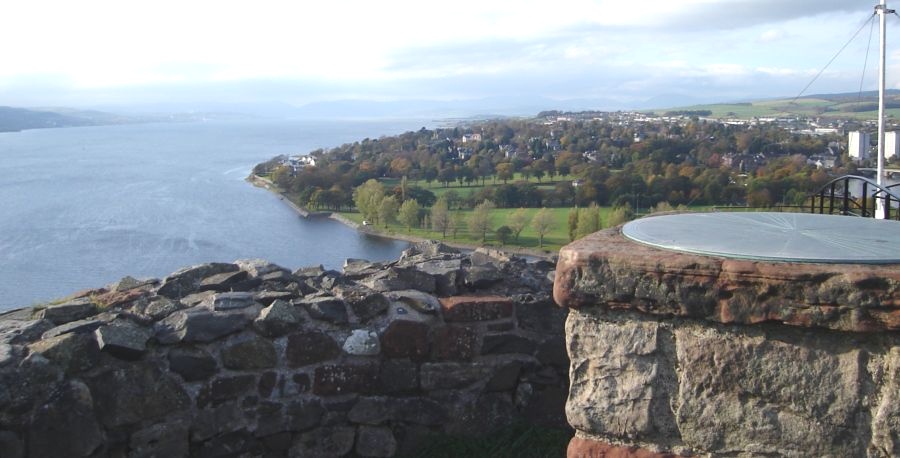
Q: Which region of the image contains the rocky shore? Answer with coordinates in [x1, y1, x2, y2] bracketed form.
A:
[0, 241, 568, 457]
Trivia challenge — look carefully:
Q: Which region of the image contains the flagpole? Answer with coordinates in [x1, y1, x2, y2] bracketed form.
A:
[876, 0, 892, 219]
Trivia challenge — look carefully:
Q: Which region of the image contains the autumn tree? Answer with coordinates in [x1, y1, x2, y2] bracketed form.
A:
[398, 199, 420, 232]
[377, 196, 399, 227]
[353, 179, 385, 224]
[507, 208, 530, 243]
[468, 200, 496, 242]
[531, 208, 555, 248]
[575, 203, 601, 239]
[431, 197, 451, 238]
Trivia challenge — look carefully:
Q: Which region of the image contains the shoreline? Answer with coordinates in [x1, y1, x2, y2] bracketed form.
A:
[246, 173, 555, 260]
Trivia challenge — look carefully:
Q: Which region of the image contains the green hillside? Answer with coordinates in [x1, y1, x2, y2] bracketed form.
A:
[658, 90, 900, 120]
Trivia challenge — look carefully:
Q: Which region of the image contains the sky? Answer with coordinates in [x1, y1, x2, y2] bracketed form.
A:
[1, 0, 898, 113]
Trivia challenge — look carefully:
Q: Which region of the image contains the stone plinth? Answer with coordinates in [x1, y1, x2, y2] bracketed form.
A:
[554, 226, 900, 457]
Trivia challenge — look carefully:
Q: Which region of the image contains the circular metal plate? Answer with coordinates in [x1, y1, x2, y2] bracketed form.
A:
[622, 212, 900, 264]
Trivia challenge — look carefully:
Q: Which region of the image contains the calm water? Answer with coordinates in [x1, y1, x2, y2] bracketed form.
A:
[0, 119, 429, 310]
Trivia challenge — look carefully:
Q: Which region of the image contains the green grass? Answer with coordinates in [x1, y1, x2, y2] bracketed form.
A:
[404, 422, 570, 458]
[341, 206, 604, 252]
[410, 174, 575, 201]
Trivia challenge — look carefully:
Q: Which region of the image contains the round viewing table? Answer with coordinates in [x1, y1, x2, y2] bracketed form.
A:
[622, 212, 900, 264]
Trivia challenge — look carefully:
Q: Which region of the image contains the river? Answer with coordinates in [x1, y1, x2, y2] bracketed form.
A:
[0, 119, 430, 310]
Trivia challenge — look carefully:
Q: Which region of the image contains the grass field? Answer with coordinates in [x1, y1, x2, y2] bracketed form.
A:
[662, 97, 900, 120]
[339, 206, 596, 253]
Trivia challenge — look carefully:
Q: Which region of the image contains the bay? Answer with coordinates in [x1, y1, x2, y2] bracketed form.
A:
[0, 119, 430, 310]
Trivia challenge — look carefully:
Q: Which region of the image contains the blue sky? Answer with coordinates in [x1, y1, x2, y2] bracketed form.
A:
[1, 0, 896, 112]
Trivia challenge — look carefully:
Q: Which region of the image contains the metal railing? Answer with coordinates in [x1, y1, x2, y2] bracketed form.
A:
[807, 175, 900, 220]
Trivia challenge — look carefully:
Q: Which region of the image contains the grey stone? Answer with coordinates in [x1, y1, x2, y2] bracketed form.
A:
[334, 285, 389, 322]
[675, 326, 866, 456]
[253, 299, 301, 337]
[411, 240, 459, 256]
[28, 332, 100, 374]
[200, 291, 258, 311]
[487, 362, 522, 391]
[192, 401, 246, 442]
[86, 362, 191, 428]
[255, 401, 286, 437]
[0, 431, 23, 458]
[199, 270, 250, 292]
[236, 258, 289, 277]
[378, 360, 419, 393]
[154, 305, 259, 344]
[388, 290, 441, 314]
[0, 318, 53, 344]
[471, 246, 513, 265]
[343, 329, 381, 356]
[41, 317, 105, 339]
[129, 418, 190, 458]
[27, 380, 104, 458]
[0, 355, 61, 426]
[221, 334, 277, 370]
[94, 319, 152, 360]
[111, 275, 154, 292]
[156, 262, 239, 299]
[142, 296, 180, 321]
[300, 296, 349, 324]
[482, 334, 537, 355]
[254, 290, 298, 306]
[178, 290, 215, 307]
[294, 264, 325, 278]
[286, 399, 326, 431]
[420, 362, 493, 390]
[286, 331, 341, 367]
[197, 374, 257, 407]
[463, 265, 503, 288]
[356, 426, 397, 457]
[416, 259, 462, 295]
[0, 343, 12, 367]
[349, 396, 447, 426]
[290, 426, 356, 458]
[565, 312, 666, 440]
[37, 298, 97, 325]
[194, 430, 262, 457]
[364, 267, 436, 293]
[167, 346, 217, 381]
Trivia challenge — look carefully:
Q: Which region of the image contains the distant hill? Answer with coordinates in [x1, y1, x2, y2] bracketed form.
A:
[0, 106, 100, 132]
[654, 90, 900, 120]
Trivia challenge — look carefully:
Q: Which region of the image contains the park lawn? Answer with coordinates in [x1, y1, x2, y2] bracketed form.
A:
[338, 206, 609, 253]
[399, 173, 576, 201]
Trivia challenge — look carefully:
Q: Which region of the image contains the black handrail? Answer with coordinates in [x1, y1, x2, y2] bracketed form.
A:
[807, 175, 900, 220]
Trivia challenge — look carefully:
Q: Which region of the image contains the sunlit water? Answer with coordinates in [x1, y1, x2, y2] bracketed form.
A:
[0, 119, 430, 310]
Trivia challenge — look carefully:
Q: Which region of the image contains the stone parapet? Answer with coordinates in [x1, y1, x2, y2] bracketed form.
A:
[555, 227, 900, 457]
[0, 241, 568, 457]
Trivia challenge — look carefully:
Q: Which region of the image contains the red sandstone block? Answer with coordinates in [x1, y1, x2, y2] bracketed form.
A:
[431, 325, 478, 361]
[567, 437, 683, 458]
[380, 320, 430, 359]
[439, 296, 513, 322]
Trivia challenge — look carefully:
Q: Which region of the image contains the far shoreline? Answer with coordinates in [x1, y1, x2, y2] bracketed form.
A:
[246, 173, 555, 260]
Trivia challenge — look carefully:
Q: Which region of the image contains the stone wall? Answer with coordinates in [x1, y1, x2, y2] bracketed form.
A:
[555, 228, 900, 458]
[0, 241, 568, 457]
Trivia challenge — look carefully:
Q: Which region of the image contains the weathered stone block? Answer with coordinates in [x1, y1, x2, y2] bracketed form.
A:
[313, 363, 379, 395]
[154, 305, 259, 344]
[420, 362, 493, 390]
[381, 319, 430, 359]
[167, 346, 217, 381]
[221, 334, 277, 370]
[565, 312, 669, 440]
[482, 333, 537, 355]
[388, 290, 442, 314]
[300, 296, 349, 324]
[872, 346, 900, 456]
[432, 325, 479, 361]
[253, 299, 301, 337]
[356, 425, 397, 457]
[674, 326, 866, 456]
[348, 396, 447, 426]
[156, 262, 239, 299]
[378, 360, 419, 393]
[289, 426, 355, 457]
[258, 371, 278, 398]
[87, 362, 191, 428]
[285, 331, 340, 367]
[343, 329, 381, 356]
[27, 380, 104, 458]
[334, 285, 390, 322]
[440, 295, 513, 322]
[94, 319, 152, 360]
[286, 399, 326, 431]
[37, 298, 97, 325]
[198, 374, 257, 407]
[198, 270, 250, 292]
[192, 402, 246, 442]
[129, 418, 190, 458]
[28, 332, 100, 375]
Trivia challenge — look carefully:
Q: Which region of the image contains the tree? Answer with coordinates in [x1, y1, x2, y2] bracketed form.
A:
[468, 200, 496, 242]
[575, 203, 601, 239]
[377, 196, 399, 227]
[496, 163, 514, 183]
[495, 226, 513, 246]
[353, 179, 385, 224]
[607, 204, 634, 227]
[567, 208, 579, 241]
[531, 208, 556, 248]
[398, 199, 420, 232]
[507, 208, 530, 243]
[450, 211, 464, 238]
[444, 189, 461, 210]
[431, 197, 451, 238]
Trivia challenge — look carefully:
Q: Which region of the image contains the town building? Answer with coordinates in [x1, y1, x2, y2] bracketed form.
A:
[848, 131, 871, 160]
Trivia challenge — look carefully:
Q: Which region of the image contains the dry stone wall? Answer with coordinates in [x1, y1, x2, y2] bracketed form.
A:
[555, 228, 900, 458]
[0, 241, 568, 457]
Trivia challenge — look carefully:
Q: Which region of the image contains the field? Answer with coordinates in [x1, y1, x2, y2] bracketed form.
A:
[662, 92, 900, 120]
